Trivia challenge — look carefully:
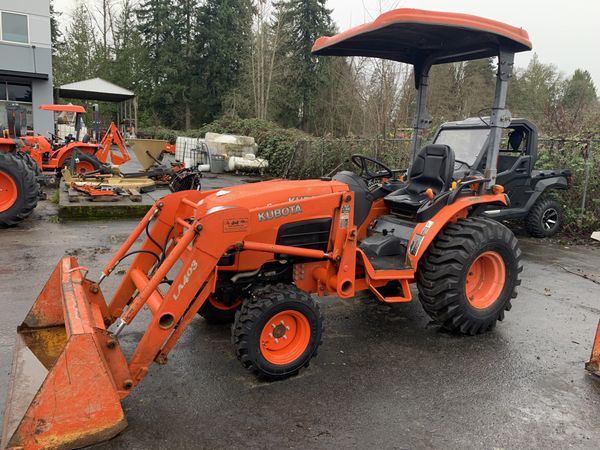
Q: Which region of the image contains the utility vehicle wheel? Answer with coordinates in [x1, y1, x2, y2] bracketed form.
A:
[525, 197, 563, 238]
[417, 217, 522, 335]
[198, 293, 242, 324]
[232, 284, 323, 380]
[64, 152, 106, 175]
[0, 152, 39, 227]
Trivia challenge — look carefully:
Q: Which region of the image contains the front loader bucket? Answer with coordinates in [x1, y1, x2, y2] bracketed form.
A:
[585, 320, 600, 377]
[1, 257, 128, 449]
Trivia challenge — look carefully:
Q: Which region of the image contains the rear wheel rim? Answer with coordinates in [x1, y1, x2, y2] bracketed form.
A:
[207, 294, 241, 311]
[465, 251, 506, 309]
[260, 310, 311, 365]
[0, 170, 17, 212]
[542, 208, 558, 231]
[75, 160, 95, 174]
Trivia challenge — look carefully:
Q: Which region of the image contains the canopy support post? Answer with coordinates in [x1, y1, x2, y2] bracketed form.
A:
[410, 64, 433, 165]
[483, 49, 515, 191]
[133, 97, 138, 138]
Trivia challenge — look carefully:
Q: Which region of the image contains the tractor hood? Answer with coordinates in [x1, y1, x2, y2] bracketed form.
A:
[199, 179, 349, 213]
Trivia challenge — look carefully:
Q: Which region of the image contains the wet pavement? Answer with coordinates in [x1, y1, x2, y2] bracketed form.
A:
[1, 195, 600, 449]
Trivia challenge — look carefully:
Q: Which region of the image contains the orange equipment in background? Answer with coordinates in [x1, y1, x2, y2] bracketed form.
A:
[586, 321, 600, 376]
[18, 104, 131, 175]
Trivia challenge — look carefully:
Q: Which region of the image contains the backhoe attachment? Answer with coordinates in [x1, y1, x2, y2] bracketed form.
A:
[96, 122, 131, 165]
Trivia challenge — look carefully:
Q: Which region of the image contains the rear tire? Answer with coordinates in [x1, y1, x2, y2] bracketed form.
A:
[17, 152, 42, 177]
[0, 152, 39, 227]
[417, 217, 522, 335]
[198, 293, 242, 324]
[232, 284, 323, 380]
[63, 152, 107, 175]
[17, 152, 44, 194]
[525, 197, 562, 238]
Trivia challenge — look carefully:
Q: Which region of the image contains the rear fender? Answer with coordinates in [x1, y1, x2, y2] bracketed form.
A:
[519, 176, 569, 212]
[20, 136, 52, 155]
[406, 193, 509, 268]
[534, 176, 568, 192]
[53, 143, 99, 168]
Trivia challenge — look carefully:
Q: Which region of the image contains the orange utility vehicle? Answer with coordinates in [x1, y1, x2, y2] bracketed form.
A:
[19, 104, 130, 175]
[2, 9, 532, 449]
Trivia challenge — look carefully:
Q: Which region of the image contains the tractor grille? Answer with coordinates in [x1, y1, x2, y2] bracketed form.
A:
[276, 218, 332, 253]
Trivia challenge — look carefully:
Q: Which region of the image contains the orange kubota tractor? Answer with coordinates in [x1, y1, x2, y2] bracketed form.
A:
[19, 104, 130, 176]
[2, 9, 532, 449]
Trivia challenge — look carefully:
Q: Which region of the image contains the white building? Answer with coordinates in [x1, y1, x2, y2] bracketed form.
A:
[0, 0, 53, 136]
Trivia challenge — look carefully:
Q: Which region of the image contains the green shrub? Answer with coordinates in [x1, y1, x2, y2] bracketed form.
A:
[537, 139, 600, 234]
[139, 117, 412, 178]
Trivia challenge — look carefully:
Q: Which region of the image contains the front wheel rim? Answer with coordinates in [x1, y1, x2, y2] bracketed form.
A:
[259, 310, 311, 365]
[465, 251, 506, 309]
[0, 170, 17, 212]
[542, 208, 558, 231]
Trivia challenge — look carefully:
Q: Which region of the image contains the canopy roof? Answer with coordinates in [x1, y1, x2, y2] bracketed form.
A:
[312, 9, 532, 66]
[58, 78, 135, 102]
[39, 104, 86, 113]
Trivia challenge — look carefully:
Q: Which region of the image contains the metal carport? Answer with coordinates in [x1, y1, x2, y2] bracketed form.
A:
[57, 78, 137, 136]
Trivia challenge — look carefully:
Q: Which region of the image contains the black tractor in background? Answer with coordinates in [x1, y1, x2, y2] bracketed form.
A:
[432, 118, 572, 237]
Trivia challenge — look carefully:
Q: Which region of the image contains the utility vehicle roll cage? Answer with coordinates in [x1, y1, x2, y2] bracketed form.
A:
[432, 117, 539, 172]
[312, 8, 532, 190]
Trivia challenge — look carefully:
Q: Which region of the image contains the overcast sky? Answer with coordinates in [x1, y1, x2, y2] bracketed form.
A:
[53, 0, 599, 89]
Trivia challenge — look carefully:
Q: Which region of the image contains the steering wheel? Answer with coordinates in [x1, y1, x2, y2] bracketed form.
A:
[351, 154, 394, 181]
[454, 158, 471, 170]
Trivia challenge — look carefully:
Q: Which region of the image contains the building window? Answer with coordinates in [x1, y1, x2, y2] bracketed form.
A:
[0, 81, 33, 133]
[1, 12, 29, 44]
[7, 83, 32, 102]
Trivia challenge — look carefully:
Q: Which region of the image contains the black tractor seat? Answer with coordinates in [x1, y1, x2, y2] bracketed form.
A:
[384, 144, 455, 217]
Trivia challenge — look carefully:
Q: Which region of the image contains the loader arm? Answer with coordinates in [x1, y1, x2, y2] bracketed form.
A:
[1, 187, 353, 449]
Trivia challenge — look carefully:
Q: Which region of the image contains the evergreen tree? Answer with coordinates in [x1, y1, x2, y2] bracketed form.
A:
[272, 0, 334, 131]
[195, 0, 254, 124]
[136, 0, 188, 127]
[461, 58, 496, 116]
[562, 69, 597, 112]
[507, 54, 561, 128]
[110, 1, 148, 98]
[49, 0, 62, 56]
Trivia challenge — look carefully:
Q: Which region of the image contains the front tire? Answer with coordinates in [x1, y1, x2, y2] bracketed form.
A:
[232, 284, 323, 380]
[525, 197, 563, 238]
[417, 217, 522, 335]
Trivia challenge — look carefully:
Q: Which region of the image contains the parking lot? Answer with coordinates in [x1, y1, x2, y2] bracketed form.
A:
[0, 194, 599, 449]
